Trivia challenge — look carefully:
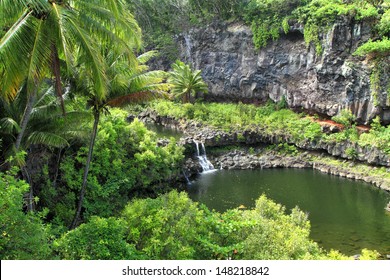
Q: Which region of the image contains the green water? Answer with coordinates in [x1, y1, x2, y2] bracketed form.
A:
[188, 168, 390, 256]
[145, 122, 183, 140]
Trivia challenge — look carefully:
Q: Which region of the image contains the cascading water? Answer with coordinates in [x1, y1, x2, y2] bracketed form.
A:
[184, 34, 193, 65]
[182, 170, 191, 185]
[194, 140, 215, 172]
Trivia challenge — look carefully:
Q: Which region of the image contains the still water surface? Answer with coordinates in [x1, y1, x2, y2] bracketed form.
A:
[188, 169, 390, 255]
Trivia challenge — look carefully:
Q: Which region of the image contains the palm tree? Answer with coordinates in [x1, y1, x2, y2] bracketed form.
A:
[0, 83, 90, 210]
[0, 0, 141, 152]
[70, 50, 168, 229]
[168, 60, 208, 103]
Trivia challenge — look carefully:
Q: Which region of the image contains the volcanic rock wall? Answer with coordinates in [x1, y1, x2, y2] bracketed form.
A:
[176, 19, 390, 124]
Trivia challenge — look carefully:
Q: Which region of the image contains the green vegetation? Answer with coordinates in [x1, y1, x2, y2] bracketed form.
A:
[55, 190, 362, 260]
[151, 100, 323, 141]
[168, 60, 208, 103]
[151, 100, 390, 155]
[355, 37, 390, 58]
[128, 0, 388, 58]
[43, 109, 184, 226]
[1, 0, 388, 261]
[0, 168, 51, 259]
[70, 50, 168, 229]
[6, 167, 376, 260]
[54, 216, 143, 260]
[354, 1, 390, 58]
[293, 0, 379, 53]
[244, 0, 306, 49]
[127, 0, 242, 58]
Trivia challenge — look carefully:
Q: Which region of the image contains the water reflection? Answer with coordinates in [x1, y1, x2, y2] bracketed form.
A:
[188, 169, 390, 256]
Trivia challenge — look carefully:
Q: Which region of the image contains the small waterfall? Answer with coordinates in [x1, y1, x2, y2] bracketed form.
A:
[194, 140, 215, 172]
[184, 34, 193, 65]
[182, 170, 191, 185]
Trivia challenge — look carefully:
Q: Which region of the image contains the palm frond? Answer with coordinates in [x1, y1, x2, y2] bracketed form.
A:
[64, 11, 107, 103]
[128, 70, 168, 90]
[26, 18, 52, 94]
[27, 131, 69, 148]
[0, 10, 35, 99]
[50, 4, 75, 74]
[168, 60, 208, 101]
[136, 50, 159, 64]
[0, 117, 21, 134]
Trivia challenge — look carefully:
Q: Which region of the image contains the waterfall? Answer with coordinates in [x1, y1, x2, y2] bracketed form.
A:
[184, 34, 193, 65]
[182, 170, 191, 185]
[194, 140, 215, 172]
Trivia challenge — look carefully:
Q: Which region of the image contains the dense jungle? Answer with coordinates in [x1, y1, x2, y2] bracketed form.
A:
[1, 0, 390, 260]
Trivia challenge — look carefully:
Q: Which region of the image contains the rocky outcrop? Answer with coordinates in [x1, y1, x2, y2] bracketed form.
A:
[176, 19, 390, 124]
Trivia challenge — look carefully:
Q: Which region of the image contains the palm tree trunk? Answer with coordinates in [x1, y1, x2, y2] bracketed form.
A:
[51, 44, 66, 116]
[15, 91, 36, 213]
[52, 148, 62, 188]
[15, 91, 36, 151]
[70, 110, 100, 229]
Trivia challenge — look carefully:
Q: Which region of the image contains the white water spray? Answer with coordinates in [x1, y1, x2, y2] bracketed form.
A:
[194, 140, 215, 172]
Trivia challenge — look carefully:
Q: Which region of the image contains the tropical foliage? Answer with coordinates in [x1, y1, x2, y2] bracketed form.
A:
[168, 60, 208, 103]
[1, 0, 388, 262]
[0, 168, 51, 259]
[127, 0, 242, 58]
[0, 85, 89, 161]
[42, 109, 184, 227]
[55, 190, 378, 260]
[54, 216, 143, 260]
[70, 49, 169, 228]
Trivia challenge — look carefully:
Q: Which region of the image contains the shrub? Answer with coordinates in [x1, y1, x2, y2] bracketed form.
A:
[54, 216, 143, 260]
[332, 109, 356, 128]
[354, 37, 390, 58]
[0, 169, 51, 259]
[121, 190, 213, 259]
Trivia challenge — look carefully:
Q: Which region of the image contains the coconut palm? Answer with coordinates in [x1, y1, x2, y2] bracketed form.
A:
[70, 50, 168, 229]
[168, 60, 208, 103]
[0, 0, 141, 151]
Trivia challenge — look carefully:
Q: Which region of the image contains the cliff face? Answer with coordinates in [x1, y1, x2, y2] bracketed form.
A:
[176, 19, 390, 124]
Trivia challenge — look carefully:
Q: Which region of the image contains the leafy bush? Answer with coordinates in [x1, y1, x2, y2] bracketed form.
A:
[240, 195, 323, 259]
[0, 169, 51, 259]
[345, 147, 358, 160]
[122, 190, 214, 259]
[272, 143, 299, 156]
[331, 109, 356, 128]
[293, 0, 379, 53]
[378, 9, 390, 36]
[354, 37, 390, 58]
[121, 190, 350, 260]
[358, 118, 390, 153]
[245, 0, 306, 49]
[54, 216, 143, 260]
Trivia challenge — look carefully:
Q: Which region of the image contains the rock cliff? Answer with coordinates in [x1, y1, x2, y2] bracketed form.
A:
[176, 19, 390, 124]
